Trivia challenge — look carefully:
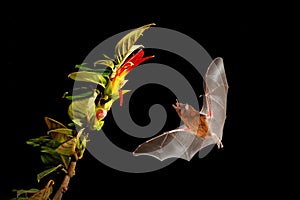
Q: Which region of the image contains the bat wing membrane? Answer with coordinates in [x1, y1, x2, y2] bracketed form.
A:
[133, 57, 228, 161]
[200, 57, 228, 141]
[133, 126, 204, 161]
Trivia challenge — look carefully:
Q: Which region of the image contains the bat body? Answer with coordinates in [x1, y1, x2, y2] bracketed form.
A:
[133, 57, 228, 161]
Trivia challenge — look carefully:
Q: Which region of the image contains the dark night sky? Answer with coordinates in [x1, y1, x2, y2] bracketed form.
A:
[5, 3, 288, 200]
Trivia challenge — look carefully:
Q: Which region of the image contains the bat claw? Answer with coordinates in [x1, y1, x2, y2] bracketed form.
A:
[217, 140, 223, 149]
[211, 133, 223, 149]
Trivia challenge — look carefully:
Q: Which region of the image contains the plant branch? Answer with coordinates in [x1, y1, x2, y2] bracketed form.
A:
[52, 161, 77, 200]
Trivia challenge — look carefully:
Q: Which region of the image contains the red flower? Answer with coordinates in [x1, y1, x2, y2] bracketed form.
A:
[111, 49, 154, 106]
[116, 49, 154, 77]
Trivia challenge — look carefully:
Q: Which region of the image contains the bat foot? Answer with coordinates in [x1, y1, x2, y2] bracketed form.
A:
[211, 133, 223, 149]
[217, 140, 223, 149]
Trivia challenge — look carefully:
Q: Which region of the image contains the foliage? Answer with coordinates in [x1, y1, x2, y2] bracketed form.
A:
[12, 23, 155, 200]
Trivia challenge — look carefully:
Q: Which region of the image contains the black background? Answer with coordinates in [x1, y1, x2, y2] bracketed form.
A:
[5, 2, 289, 200]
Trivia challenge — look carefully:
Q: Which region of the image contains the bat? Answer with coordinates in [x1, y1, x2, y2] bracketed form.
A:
[133, 57, 228, 161]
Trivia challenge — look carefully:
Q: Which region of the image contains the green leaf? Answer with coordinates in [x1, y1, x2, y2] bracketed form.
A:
[77, 134, 87, 150]
[40, 154, 57, 165]
[114, 23, 155, 64]
[94, 59, 114, 68]
[68, 122, 75, 127]
[44, 117, 67, 130]
[37, 164, 64, 182]
[104, 79, 113, 96]
[40, 145, 60, 153]
[102, 53, 114, 60]
[27, 180, 54, 200]
[42, 153, 71, 168]
[76, 129, 88, 159]
[116, 45, 144, 68]
[55, 137, 77, 156]
[40, 145, 63, 165]
[55, 129, 83, 156]
[95, 120, 104, 131]
[11, 197, 27, 200]
[62, 91, 72, 100]
[68, 71, 106, 88]
[26, 136, 52, 147]
[12, 188, 39, 198]
[47, 128, 74, 143]
[75, 63, 88, 68]
[75, 63, 106, 72]
[101, 67, 113, 79]
[63, 88, 95, 101]
[68, 90, 98, 128]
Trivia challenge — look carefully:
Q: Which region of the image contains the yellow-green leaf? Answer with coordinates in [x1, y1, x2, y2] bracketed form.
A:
[63, 88, 95, 101]
[37, 164, 64, 182]
[122, 89, 131, 95]
[76, 129, 88, 159]
[75, 63, 105, 72]
[27, 180, 54, 200]
[94, 59, 114, 68]
[68, 71, 106, 88]
[93, 119, 104, 131]
[13, 188, 39, 198]
[116, 45, 144, 68]
[55, 137, 77, 156]
[115, 23, 155, 63]
[68, 90, 98, 127]
[55, 129, 83, 156]
[47, 128, 74, 143]
[44, 117, 67, 130]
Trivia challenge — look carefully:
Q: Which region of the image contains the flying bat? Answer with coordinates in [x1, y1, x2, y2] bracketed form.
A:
[133, 57, 228, 161]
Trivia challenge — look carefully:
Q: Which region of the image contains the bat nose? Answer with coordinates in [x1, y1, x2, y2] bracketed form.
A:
[172, 102, 179, 109]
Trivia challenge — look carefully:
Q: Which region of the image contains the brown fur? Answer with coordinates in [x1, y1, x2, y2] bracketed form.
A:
[173, 103, 209, 138]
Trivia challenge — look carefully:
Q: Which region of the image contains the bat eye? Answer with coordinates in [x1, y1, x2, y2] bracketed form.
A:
[185, 104, 189, 110]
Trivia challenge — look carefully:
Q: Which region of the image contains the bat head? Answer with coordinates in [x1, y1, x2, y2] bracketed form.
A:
[172, 100, 203, 120]
[172, 101, 191, 117]
[172, 101, 208, 136]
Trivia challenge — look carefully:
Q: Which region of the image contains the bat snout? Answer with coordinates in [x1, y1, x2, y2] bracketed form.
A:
[172, 102, 186, 112]
[172, 102, 181, 110]
[172, 103, 178, 109]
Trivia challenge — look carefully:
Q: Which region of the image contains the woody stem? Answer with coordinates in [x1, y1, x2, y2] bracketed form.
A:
[52, 161, 77, 200]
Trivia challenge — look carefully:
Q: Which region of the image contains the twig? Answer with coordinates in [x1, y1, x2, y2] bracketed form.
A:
[52, 161, 77, 200]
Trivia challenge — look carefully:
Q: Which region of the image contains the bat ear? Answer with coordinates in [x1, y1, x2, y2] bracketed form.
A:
[185, 104, 189, 110]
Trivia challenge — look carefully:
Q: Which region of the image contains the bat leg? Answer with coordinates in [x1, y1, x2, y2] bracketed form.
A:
[211, 133, 223, 148]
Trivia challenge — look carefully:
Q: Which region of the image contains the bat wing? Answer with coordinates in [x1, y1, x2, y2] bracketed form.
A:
[133, 57, 228, 161]
[133, 126, 204, 161]
[200, 57, 229, 142]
